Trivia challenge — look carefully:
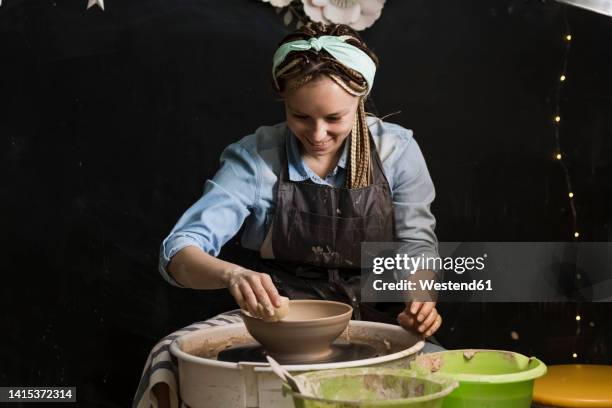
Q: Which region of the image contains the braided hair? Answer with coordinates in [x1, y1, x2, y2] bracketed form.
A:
[273, 23, 380, 189]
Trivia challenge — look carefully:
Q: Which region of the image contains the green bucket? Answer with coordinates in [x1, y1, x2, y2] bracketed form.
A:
[411, 350, 547, 408]
[282, 367, 458, 408]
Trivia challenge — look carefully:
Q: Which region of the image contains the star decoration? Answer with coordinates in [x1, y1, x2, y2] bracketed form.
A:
[87, 0, 104, 11]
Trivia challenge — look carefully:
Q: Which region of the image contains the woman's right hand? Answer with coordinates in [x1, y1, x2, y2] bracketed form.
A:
[226, 267, 282, 319]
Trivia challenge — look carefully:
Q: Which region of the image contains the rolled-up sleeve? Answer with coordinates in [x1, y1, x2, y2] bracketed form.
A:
[392, 133, 439, 262]
[159, 142, 258, 286]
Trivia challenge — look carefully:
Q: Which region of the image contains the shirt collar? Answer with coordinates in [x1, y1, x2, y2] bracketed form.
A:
[285, 127, 348, 182]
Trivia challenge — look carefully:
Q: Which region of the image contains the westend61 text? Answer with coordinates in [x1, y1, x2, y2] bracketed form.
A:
[372, 279, 493, 292]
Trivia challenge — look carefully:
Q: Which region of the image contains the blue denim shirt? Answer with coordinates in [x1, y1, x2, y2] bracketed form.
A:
[160, 117, 438, 286]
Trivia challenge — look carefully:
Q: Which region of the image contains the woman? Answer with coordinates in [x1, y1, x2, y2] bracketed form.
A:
[161, 23, 442, 340]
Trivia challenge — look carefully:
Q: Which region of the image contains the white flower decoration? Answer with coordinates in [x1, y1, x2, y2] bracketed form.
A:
[262, 0, 294, 7]
[302, 0, 385, 30]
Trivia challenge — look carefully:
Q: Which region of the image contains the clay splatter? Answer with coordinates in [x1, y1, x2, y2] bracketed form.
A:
[417, 354, 443, 373]
[463, 350, 477, 360]
[311, 245, 341, 264]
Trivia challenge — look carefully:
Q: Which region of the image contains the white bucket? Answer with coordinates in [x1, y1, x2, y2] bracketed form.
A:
[170, 320, 424, 408]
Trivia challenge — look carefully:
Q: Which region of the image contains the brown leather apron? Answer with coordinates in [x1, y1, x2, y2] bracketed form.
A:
[254, 133, 398, 322]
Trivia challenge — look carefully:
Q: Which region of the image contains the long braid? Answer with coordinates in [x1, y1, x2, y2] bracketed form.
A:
[347, 99, 371, 189]
[360, 99, 372, 186]
[349, 113, 359, 188]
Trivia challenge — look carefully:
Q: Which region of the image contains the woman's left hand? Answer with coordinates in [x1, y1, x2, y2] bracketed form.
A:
[397, 301, 442, 338]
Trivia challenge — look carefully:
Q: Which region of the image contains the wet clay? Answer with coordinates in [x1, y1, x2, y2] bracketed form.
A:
[218, 340, 378, 364]
[415, 354, 443, 373]
[302, 373, 434, 401]
[191, 328, 405, 362]
[463, 350, 477, 360]
[363, 375, 427, 399]
[338, 325, 405, 355]
[188, 335, 255, 359]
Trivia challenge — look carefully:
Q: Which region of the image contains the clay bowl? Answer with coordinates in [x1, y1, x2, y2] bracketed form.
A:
[241, 300, 353, 363]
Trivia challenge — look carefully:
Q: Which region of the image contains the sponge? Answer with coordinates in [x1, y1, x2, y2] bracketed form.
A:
[256, 296, 290, 322]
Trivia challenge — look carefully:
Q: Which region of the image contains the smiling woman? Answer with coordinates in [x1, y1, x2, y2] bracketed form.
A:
[138, 20, 444, 408]
[160, 21, 441, 331]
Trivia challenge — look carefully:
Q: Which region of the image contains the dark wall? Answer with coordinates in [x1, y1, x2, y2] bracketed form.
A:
[1, 0, 611, 406]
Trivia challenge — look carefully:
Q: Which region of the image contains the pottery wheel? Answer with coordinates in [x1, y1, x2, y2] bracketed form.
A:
[218, 340, 379, 364]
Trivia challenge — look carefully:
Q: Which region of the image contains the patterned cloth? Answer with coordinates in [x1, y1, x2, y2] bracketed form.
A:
[133, 309, 243, 408]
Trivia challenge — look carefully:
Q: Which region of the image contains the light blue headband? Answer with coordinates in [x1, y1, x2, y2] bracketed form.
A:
[272, 35, 376, 93]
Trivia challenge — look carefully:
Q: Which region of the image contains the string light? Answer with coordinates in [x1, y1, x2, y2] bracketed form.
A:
[552, 6, 578, 242]
[554, 7, 582, 364]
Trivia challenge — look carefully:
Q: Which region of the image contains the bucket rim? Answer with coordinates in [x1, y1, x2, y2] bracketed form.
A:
[283, 368, 459, 406]
[169, 322, 425, 370]
[412, 349, 547, 384]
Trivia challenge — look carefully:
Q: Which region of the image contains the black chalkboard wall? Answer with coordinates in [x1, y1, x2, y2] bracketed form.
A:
[1, 0, 611, 406]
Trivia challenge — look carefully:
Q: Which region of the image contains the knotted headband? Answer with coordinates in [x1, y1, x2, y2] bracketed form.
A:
[272, 35, 376, 93]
